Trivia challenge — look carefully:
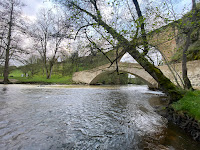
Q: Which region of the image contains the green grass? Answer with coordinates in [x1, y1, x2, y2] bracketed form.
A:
[172, 90, 200, 122]
[0, 74, 73, 84]
[0, 69, 72, 84]
[9, 69, 23, 77]
[14, 75, 73, 84]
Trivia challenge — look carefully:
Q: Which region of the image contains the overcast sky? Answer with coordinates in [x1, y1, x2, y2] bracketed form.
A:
[21, 0, 192, 18]
[22, 0, 54, 18]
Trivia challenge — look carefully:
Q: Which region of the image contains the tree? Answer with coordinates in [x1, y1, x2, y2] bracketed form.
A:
[31, 8, 71, 79]
[179, 0, 198, 90]
[0, 0, 25, 83]
[0, 22, 6, 63]
[22, 55, 41, 77]
[70, 50, 79, 72]
[55, 0, 183, 102]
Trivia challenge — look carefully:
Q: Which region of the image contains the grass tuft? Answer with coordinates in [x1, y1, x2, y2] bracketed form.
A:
[172, 90, 200, 122]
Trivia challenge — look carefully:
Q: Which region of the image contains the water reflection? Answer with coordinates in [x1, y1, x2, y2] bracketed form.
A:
[0, 84, 199, 150]
[2, 87, 7, 92]
[0, 86, 8, 96]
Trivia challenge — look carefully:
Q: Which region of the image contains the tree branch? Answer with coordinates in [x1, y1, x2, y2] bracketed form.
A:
[74, 23, 96, 40]
[84, 29, 113, 64]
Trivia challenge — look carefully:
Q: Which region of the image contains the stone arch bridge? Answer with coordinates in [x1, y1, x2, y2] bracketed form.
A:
[72, 60, 200, 89]
[73, 23, 200, 89]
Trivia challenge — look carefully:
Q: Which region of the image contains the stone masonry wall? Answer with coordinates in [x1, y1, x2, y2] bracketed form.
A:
[158, 60, 200, 89]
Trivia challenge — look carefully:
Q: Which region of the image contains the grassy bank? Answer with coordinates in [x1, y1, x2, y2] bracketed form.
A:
[0, 75, 73, 84]
[0, 69, 73, 84]
[172, 90, 200, 122]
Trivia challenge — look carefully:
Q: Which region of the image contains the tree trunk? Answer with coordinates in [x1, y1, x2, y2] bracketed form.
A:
[181, 0, 196, 90]
[47, 62, 54, 79]
[3, 53, 10, 83]
[127, 47, 182, 102]
[182, 32, 193, 89]
[3, 3, 14, 84]
[192, 0, 196, 10]
[131, 0, 183, 100]
[158, 47, 184, 88]
[132, 0, 148, 54]
[45, 66, 49, 79]
[47, 46, 58, 79]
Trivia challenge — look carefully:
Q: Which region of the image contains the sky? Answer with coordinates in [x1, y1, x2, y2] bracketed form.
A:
[22, 0, 54, 20]
[21, 0, 192, 19]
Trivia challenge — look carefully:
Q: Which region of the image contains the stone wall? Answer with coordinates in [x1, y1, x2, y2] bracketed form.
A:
[158, 60, 200, 89]
[146, 24, 178, 60]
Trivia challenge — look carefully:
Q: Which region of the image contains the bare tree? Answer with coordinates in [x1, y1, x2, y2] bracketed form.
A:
[0, 24, 7, 63]
[31, 8, 71, 79]
[0, 0, 26, 83]
[20, 54, 41, 77]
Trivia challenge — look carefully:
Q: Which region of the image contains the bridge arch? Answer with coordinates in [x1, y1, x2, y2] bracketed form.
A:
[90, 69, 157, 89]
[72, 63, 158, 89]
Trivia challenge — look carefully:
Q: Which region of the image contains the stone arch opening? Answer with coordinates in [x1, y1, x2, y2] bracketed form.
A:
[89, 69, 157, 88]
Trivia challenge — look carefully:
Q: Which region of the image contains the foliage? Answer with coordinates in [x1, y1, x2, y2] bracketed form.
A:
[172, 90, 200, 122]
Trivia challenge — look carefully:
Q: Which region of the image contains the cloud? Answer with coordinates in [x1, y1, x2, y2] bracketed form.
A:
[22, 0, 53, 17]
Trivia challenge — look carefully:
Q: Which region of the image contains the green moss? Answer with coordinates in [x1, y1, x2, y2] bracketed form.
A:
[143, 61, 183, 102]
[172, 90, 200, 122]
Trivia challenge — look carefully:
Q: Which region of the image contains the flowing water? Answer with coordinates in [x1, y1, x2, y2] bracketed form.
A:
[0, 84, 199, 150]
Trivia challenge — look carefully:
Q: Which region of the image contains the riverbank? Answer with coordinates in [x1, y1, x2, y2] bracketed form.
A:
[164, 107, 200, 141]
[156, 90, 200, 141]
[0, 76, 74, 84]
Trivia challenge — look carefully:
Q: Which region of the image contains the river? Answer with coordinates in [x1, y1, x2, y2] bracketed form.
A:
[0, 84, 199, 150]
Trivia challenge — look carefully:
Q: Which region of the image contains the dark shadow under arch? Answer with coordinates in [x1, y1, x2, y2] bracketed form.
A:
[90, 70, 155, 88]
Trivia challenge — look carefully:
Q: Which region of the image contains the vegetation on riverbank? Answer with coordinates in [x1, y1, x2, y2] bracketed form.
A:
[172, 90, 200, 122]
[0, 75, 73, 84]
[0, 68, 73, 84]
[0, 59, 132, 85]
